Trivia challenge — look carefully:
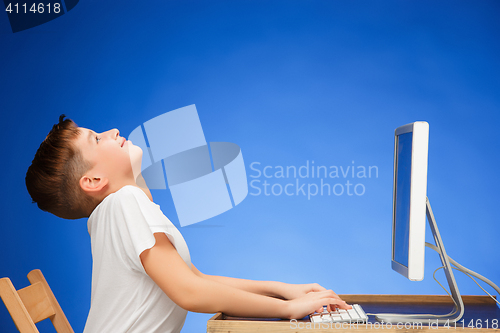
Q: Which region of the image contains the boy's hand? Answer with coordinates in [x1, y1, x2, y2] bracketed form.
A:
[279, 282, 328, 300]
[284, 290, 351, 319]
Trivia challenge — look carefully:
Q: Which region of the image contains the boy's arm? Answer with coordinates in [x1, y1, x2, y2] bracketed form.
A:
[191, 264, 330, 301]
[140, 233, 349, 319]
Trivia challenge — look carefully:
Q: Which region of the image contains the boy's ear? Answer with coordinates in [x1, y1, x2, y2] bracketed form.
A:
[79, 175, 109, 193]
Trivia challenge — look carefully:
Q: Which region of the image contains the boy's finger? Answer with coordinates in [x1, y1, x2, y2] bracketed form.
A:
[321, 297, 352, 310]
[334, 301, 352, 310]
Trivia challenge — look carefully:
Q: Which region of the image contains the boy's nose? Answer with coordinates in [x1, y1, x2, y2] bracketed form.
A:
[106, 128, 119, 139]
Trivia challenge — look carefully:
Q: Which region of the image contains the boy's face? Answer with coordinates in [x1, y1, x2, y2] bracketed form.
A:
[75, 127, 143, 185]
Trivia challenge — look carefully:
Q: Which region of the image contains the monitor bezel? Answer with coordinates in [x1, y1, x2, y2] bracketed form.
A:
[391, 121, 429, 281]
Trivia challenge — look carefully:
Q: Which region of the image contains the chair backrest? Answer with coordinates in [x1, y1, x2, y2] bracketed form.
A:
[0, 269, 74, 333]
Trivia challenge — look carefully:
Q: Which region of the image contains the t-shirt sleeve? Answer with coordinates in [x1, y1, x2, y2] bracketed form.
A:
[110, 187, 179, 273]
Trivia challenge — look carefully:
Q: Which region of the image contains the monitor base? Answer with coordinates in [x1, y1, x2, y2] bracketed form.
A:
[376, 197, 464, 323]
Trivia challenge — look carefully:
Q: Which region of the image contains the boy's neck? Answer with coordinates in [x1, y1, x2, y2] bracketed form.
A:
[88, 180, 153, 217]
[106, 182, 154, 202]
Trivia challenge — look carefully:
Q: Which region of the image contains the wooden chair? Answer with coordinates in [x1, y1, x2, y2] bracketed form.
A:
[0, 269, 74, 333]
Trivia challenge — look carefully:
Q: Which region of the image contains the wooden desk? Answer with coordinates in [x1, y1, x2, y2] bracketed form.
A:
[207, 295, 500, 333]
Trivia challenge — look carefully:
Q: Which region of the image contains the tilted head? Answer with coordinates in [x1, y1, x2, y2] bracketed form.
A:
[26, 115, 143, 219]
[26, 115, 97, 219]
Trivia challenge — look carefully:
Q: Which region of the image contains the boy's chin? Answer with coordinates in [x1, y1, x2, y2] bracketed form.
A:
[128, 145, 143, 164]
[127, 144, 146, 188]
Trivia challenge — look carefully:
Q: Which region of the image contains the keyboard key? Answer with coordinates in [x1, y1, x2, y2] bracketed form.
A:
[339, 312, 350, 320]
[353, 304, 368, 319]
[311, 315, 322, 323]
[331, 314, 343, 321]
[310, 304, 369, 324]
[321, 314, 332, 322]
[347, 308, 361, 320]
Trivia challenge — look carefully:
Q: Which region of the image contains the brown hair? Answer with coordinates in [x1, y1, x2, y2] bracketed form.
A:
[26, 115, 98, 219]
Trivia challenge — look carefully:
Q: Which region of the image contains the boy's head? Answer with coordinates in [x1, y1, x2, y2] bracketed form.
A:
[26, 115, 95, 219]
[26, 115, 143, 219]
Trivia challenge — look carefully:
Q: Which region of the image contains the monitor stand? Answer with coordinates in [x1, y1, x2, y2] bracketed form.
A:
[375, 197, 464, 324]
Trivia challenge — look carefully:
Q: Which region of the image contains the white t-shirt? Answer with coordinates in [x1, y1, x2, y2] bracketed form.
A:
[84, 185, 191, 333]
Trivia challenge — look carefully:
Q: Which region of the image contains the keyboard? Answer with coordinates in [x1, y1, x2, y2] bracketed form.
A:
[310, 304, 368, 324]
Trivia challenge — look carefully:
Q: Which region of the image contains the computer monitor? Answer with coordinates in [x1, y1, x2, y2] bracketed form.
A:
[392, 122, 429, 281]
[376, 121, 464, 324]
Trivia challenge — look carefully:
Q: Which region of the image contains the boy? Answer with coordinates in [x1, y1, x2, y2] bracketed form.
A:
[25, 116, 350, 332]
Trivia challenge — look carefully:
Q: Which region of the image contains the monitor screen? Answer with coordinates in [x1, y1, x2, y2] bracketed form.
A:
[394, 132, 412, 267]
[392, 122, 429, 281]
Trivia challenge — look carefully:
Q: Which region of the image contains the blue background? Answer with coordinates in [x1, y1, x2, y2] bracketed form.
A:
[1, 1, 499, 332]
